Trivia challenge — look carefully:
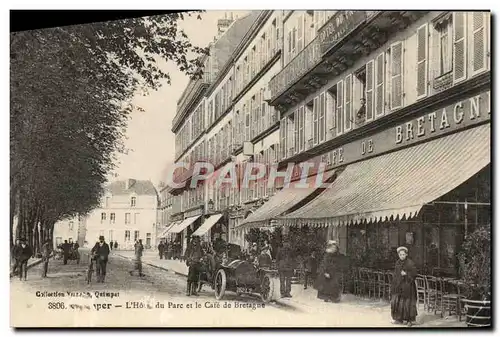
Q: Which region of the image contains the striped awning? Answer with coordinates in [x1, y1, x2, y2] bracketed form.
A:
[159, 222, 178, 238]
[191, 213, 223, 237]
[168, 215, 202, 234]
[237, 169, 337, 229]
[278, 124, 490, 227]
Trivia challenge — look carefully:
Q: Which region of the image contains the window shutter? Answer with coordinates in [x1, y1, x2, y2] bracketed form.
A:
[416, 24, 429, 99]
[319, 92, 326, 143]
[305, 106, 313, 144]
[390, 42, 403, 110]
[297, 15, 304, 51]
[299, 106, 305, 152]
[472, 12, 488, 75]
[453, 12, 467, 83]
[294, 109, 299, 154]
[279, 118, 286, 160]
[336, 80, 344, 135]
[313, 97, 319, 145]
[344, 74, 353, 132]
[326, 92, 336, 134]
[365, 60, 374, 121]
[314, 11, 320, 32]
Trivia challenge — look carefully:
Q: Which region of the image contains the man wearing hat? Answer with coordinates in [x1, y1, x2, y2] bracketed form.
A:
[41, 239, 52, 278]
[15, 238, 33, 281]
[276, 239, 295, 298]
[91, 236, 110, 283]
[185, 236, 203, 296]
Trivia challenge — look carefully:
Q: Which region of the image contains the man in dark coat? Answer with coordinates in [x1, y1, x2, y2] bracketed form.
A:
[276, 240, 295, 298]
[303, 251, 318, 290]
[258, 245, 272, 269]
[91, 236, 110, 283]
[114, 241, 118, 250]
[62, 240, 71, 265]
[41, 239, 52, 278]
[158, 241, 165, 259]
[11, 239, 21, 275]
[185, 236, 203, 296]
[109, 240, 114, 251]
[15, 238, 33, 281]
[391, 246, 418, 326]
[317, 240, 345, 302]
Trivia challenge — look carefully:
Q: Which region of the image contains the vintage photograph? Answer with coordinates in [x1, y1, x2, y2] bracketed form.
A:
[10, 10, 491, 328]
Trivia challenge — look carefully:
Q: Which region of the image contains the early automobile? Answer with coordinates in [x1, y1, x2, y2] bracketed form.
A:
[208, 259, 280, 303]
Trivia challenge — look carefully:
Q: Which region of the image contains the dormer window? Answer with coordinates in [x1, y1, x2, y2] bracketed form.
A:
[131, 197, 136, 207]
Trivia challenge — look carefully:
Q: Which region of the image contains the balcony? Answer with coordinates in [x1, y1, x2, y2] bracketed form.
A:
[269, 37, 321, 104]
[172, 73, 210, 132]
[269, 11, 428, 114]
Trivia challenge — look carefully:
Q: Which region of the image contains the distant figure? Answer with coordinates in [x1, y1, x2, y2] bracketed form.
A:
[276, 240, 295, 298]
[15, 238, 33, 281]
[303, 251, 318, 290]
[317, 241, 345, 303]
[114, 241, 118, 250]
[11, 239, 21, 275]
[258, 245, 272, 269]
[158, 241, 165, 260]
[130, 240, 144, 277]
[91, 236, 110, 283]
[62, 240, 71, 265]
[41, 239, 52, 278]
[109, 240, 114, 251]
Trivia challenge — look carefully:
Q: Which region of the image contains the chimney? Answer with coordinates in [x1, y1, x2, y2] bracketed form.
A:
[125, 178, 135, 190]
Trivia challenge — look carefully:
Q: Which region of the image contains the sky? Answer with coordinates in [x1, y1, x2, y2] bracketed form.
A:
[112, 10, 249, 186]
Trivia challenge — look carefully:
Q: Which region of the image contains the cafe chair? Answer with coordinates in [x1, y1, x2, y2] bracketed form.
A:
[425, 275, 443, 316]
[384, 271, 394, 301]
[415, 275, 427, 311]
[441, 279, 466, 320]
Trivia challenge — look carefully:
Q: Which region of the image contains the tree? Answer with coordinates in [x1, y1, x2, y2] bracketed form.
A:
[10, 12, 209, 251]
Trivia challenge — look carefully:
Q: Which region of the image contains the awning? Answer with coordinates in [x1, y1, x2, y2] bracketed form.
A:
[168, 215, 202, 234]
[279, 124, 490, 227]
[159, 222, 178, 238]
[191, 213, 223, 236]
[237, 169, 337, 229]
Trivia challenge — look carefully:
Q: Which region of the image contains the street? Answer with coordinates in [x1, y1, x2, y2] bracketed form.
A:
[10, 250, 465, 328]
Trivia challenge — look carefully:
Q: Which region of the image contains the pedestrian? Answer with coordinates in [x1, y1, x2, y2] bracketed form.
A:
[91, 236, 110, 283]
[11, 239, 21, 275]
[390, 246, 418, 327]
[316, 240, 344, 303]
[185, 236, 202, 296]
[258, 245, 272, 269]
[303, 251, 318, 290]
[109, 240, 114, 251]
[41, 239, 52, 278]
[276, 240, 295, 298]
[16, 238, 33, 281]
[130, 239, 144, 277]
[158, 241, 165, 260]
[62, 240, 71, 265]
[114, 241, 118, 250]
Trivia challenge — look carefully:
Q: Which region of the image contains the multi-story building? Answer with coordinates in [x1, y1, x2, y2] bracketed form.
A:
[168, 12, 260, 254]
[156, 181, 174, 241]
[84, 179, 158, 250]
[238, 11, 490, 275]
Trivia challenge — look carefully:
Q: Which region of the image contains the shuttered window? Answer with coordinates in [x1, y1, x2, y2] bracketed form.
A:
[471, 12, 488, 75]
[294, 109, 299, 154]
[245, 104, 250, 142]
[299, 105, 305, 152]
[344, 74, 353, 132]
[453, 12, 467, 83]
[326, 91, 336, 139]
[390, 42, 403, 110]
[416, 24, 429, 99]
[279, 118, 286, 160]
[319, 92, 326, 143]
[374, 53, 385, 118]
[365, 60, 374, 121]
[297, 14, 304, 52]
[336, 80, 344, 135]
[313, 97, 319, 145]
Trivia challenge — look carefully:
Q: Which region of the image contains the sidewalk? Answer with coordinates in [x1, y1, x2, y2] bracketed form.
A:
[112, 250, 466, 327]
[9, 257, 44, 278]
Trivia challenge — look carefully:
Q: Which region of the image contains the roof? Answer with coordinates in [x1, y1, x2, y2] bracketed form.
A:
[212, 11, 260, 73]
[105, 179, 157, 196]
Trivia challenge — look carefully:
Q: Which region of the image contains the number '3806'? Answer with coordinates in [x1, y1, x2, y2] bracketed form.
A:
[48, 302, 66, 310]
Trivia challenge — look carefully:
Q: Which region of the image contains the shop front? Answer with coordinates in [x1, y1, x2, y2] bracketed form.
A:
[278, 89, 491, 276]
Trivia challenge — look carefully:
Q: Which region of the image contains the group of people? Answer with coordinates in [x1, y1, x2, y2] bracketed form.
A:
[156, 240, 182, 260]
[108, 240, 119, 250]
[11, 238, 33, 281]
[57, 239, 80, 265]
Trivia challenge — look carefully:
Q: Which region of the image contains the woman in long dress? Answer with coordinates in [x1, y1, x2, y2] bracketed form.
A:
[391, 246, 418, 326]
[316, 240, 344, 302]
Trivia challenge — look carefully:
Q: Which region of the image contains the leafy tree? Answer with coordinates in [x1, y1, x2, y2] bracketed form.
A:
[10, 12, 209, 252]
